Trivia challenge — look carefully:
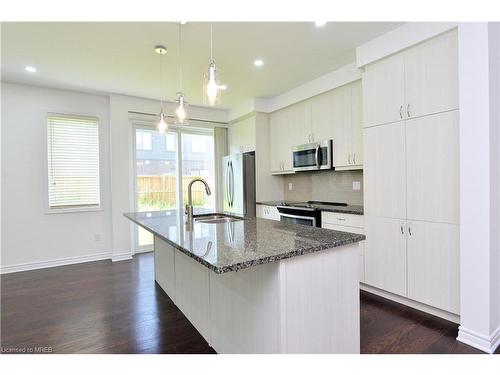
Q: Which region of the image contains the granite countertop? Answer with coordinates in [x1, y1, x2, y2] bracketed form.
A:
[124, 209, 365, 274]
[256, 201, 364, 215]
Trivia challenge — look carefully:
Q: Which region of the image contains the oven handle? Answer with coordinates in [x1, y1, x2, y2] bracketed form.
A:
[279, 213, 317, 226]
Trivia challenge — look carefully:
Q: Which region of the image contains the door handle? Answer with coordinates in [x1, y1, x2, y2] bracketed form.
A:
[226, 161, 230, 206]
[229, 161, 235, 207]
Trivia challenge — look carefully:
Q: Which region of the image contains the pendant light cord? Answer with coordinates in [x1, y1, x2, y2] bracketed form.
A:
[159, 48, 164, 112]
[210, 23, 213, 61]
[179, 22, 182, 92]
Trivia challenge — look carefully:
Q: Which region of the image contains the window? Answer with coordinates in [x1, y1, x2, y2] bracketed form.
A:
[136, 130, 152, 150]
[47, 114, 100, 210]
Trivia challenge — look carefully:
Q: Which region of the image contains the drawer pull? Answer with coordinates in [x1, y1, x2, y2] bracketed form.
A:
[336, 217, 346, 221]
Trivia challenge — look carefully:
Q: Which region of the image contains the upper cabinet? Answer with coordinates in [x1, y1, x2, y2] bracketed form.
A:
[363, 53, 405, 128]
[228, 116, 256, 154]
[363, 29, 458, 128]
[269, 80, 363, 175]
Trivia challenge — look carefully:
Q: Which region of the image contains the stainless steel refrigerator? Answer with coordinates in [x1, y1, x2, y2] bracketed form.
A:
[222, 153, 256, 216]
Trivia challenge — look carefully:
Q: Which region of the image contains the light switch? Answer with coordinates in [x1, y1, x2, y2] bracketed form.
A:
[288, 183, 293, 191]
[352, 181, 361, 191]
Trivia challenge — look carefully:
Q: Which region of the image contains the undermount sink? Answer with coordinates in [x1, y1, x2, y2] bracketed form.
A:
[194, 213, 244, 224]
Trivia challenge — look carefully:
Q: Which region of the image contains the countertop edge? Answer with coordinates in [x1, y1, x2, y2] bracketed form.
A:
[124, 213, 366, 274]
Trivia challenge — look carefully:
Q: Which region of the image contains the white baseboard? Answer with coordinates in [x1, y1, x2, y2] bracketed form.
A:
[360, 283, 461, 324]
[0, 251, 112, 274]
[457, 325, 500, 354]
[112, 252, 133, 262]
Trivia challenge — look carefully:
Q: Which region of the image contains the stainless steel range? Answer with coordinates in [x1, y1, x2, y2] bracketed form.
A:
[277, 201, 348, 227]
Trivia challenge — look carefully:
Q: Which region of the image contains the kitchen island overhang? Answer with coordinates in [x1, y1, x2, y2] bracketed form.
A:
[124, 210, 365, 354]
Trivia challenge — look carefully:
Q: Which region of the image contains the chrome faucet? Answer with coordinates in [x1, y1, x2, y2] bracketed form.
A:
[185, 178, 212, 220]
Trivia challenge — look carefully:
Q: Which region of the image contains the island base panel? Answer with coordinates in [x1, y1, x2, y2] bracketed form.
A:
[154, 236, 361, 353]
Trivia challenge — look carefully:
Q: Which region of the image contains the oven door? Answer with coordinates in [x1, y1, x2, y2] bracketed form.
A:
[279, 213, 316, 227]
[292, 140, 332, 172]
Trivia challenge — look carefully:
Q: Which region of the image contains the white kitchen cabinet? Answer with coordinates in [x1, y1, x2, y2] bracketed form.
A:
[363, 53, 405, 128]
[322, 212, 365, 283]
[404, 30, 458, 119]
[331, 85, 352, 168]
[293, 100, 312, 145]
[269, 107, 294, 174]
[350, 80, 363, 167]
[364, 216, 407, 297]
[406, 110, 459, 224]
[363, 29, 458, 128]
[364, 122, 406, 219]
[310, 90, 334, 142]
[229, 116, 256, 154]
[256, 204, 280, 221]
[407, 220, 460, 314]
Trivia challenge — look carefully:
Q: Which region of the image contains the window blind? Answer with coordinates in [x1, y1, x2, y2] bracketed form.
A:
[47, 114, 100, 210]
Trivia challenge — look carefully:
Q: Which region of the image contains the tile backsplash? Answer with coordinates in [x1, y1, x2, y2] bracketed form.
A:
[283, 170, 364, 205]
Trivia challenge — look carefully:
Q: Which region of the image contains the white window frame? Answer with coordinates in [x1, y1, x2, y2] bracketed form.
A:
[44, 112, 103, 214]
[136, 129, 153, 151]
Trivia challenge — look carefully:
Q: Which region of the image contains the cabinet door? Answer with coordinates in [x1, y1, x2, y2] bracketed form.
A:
[293, 100, 312, 145]
[311, 91, 334, 142]
[363, 53, 405, 128]
[269, 110, 285, 173]
[406, 111, 459, 224]
[404, 29, 458, 119]
[350, 80, 363, 166]
[332, 85, 352, 168]
[154, 237, 176, 302]
[407, 220, 459, 314]
[229, 116, 256, 154]
[281, 106, 294, 172]
[364, 122, 406, 218]
[364, 216, 407, 296]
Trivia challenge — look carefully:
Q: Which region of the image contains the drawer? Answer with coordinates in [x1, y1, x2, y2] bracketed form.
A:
[256, 204, 280, 221]
[322, 212, 364, 229]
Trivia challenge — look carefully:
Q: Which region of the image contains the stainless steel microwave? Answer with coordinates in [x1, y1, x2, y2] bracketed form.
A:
[292, 140, 333, 172]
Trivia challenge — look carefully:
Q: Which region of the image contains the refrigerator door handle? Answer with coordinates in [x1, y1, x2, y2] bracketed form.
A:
[225, 161, 230, 207]
[229, 161, 235, 207]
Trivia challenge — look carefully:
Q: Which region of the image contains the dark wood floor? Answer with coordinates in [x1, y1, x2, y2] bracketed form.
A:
[0, 252, 492, 354]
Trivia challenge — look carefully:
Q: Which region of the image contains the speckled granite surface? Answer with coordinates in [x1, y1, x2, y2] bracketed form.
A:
[124, 209, 365, 274]
[256, 201, 364, 215]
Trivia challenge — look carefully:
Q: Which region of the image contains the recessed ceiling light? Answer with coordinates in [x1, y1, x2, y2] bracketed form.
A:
[179, 21, 188, 25]
[25, 66, 37, 73]
[315, 21, 327, 27]
[254, 59, 264, 67]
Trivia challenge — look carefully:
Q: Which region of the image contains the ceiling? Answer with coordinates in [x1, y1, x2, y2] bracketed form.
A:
[1, 22, 402, 110]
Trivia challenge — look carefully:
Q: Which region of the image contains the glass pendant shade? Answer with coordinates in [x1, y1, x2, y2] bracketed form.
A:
[204, 60, 225, 106]
[157, 111, 168, 133]
[174, 92, 189, 125]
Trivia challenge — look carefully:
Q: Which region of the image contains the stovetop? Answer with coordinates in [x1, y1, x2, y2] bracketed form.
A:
[279, 201, 348, 209]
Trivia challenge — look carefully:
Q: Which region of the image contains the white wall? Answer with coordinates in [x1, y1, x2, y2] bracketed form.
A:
[456, 22, 500, 354]
[1, 83, 113, 271]
[0, 83, 228, 271]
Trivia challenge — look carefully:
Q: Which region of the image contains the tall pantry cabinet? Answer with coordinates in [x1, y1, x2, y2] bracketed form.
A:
[362, 29, 460, 316]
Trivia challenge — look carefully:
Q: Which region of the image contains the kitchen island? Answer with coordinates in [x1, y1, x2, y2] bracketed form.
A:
[124, 209, 365, 353]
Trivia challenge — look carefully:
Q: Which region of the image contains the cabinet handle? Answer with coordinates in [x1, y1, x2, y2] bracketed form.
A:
[336, 217, 346, 221]
[407, 104, 411, 118]
[400, 224, 404, 235]
[353, 153, 356, 164]
[348, 154, 351, 164]
[408, 224, 412, 236]
[399, 105, 403, 119]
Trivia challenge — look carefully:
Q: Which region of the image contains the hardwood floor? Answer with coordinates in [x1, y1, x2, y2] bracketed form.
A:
[0, 252, 493, 354]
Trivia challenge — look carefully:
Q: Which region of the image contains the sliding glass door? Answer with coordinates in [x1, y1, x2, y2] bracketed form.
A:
[134, 123, 215, 252]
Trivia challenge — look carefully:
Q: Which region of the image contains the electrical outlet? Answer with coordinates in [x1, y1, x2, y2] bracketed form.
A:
[288, 183, 293, 191]
[352, 181, 361, 191]
[94, 234, 101, 242]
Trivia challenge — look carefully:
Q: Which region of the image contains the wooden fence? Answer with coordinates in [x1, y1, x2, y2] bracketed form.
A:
[136, 175, 210, 206]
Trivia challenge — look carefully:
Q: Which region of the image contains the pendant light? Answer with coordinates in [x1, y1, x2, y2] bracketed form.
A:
[175, 22, 189, 125]
[154, 45, 168, 133]
[204, 24, 226, 106]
